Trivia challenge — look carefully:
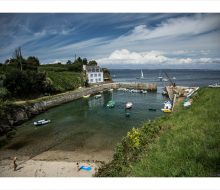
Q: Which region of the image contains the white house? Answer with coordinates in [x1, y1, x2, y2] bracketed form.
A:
[83, 65, 104, 84]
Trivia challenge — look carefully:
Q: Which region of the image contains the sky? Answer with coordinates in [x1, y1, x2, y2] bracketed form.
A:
[0, 13, 220, 69]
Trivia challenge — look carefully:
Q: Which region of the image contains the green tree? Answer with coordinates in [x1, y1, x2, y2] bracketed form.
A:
[82, 58, 88, 65]
[88, 60, 97, 66]
[76, 57, 82, 63]
[3, 70, 51, 98]
[66, 60, 72, 65]
[26, 56, 40, 66]
[13, 47, 23, 71]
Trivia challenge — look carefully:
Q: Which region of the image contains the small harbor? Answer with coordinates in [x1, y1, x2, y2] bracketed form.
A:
[0, 87, 168, 176]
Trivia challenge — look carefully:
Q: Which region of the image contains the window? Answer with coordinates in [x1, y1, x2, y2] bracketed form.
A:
[90, 79, 93, 82]
[98, 78, 101, 81]
[90, 74, 93, 77]
[94, 74, 97, 77]
[98, 73, 101, 77]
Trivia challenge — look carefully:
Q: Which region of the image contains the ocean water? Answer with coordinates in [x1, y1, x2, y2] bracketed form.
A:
[110, 69, 220, 87]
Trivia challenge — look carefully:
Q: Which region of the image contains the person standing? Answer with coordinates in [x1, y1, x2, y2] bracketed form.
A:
[13, 157, 17, 171]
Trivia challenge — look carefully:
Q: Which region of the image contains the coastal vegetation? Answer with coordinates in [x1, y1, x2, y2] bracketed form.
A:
[0, 48, 111, 137]
[96, 88, 220, 177]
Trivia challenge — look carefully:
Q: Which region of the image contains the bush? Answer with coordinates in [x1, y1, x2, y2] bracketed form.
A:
[3, 70, 52, 98]
[0, 87, 10, 100]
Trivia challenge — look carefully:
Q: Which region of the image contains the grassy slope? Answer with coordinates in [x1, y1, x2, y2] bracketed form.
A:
[47, 71, 84, 92]
[96, 88, 220, 177]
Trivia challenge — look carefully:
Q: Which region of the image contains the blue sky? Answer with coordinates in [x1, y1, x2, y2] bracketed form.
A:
[0, 13, 220, 69]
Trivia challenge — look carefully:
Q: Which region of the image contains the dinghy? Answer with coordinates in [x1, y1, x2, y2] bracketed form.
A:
[34, 119, 51, 126]
[125, 102, 133, 109]
[83, 94, 90, 98]
[95, 94, 102, 99]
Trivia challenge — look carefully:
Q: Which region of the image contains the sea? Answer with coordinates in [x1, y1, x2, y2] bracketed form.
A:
[110, 69, 220, 87]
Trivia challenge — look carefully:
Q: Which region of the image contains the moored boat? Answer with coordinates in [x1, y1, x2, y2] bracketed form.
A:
[148, 108, 157, 111]
[125, 112, 130, 117]
[107, 100, 115, 108]
[34, 119, 51, 126]
[83, 94, 90, 98]
[161, 100, 172, 113]
[208, 83, 220, 88]
[161, 108, 172, 113]
[125, 102, 133, 109]
[95, 94, 102, 99]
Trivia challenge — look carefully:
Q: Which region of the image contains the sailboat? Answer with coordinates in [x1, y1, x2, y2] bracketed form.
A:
[137, 69, 144, 79]
[158, 70, 163, 81]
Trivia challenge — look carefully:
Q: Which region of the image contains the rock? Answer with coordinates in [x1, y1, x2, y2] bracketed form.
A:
[7, 109, 28, 126]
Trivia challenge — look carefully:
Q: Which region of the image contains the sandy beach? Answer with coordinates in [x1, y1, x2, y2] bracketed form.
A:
[0, 150, 113, 177]
[0, 159, 99, 177]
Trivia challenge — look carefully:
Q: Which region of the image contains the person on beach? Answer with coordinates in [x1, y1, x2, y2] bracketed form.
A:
[13, 157, 17, 171]
[76, 162, 80, 171]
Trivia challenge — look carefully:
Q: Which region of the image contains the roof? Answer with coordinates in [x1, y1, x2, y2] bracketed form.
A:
[84, 65, 102, 72]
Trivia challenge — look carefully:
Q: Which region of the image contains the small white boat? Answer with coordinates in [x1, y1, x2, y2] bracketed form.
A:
[172, 77, 176, 80]
[83, 94, 90, 98]
[108, 89, 113, 92]
[34, 119, 51, 126]
[95, 94, 102, 99]
[183, 101, 191, 107]
[125, 102, 133, 109]
[162, 78, 168, 82]
[208, 83, 220, 88]
[162, 90, 168, 96]
[140, 90, 147, 94]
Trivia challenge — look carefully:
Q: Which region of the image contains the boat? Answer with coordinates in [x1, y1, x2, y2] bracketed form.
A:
[161, 101, 172, 113]
[83, 94, 90, 98]
[158, 76, 163, 81]
[161, 108, 172, 113]
[108, 88, 113, 92]
[162, 78, 168, 82]
[172, 77, 176, 80]
[141, 69, 144, 79]
[125, 102, 133, 109]
[125, 112, 130, 117]
[95, 94, 102, 99]
[140, 90, 147, 94]
[34, 119, 51, 126]
[148, 108, 157, 111]
[107, 100, 115, 108]
[183, 101, 191, 108]
[158, 70, 163, 81]
[137, 69, 144, 79]
[208, 83, 220, 88]
[162, 90, 168, 96]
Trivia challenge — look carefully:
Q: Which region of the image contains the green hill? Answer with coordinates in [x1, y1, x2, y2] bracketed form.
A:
[96, 88, 220, 177]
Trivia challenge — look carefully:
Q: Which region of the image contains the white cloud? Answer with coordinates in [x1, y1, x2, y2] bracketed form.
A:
[98, 49, 220, 66]
[117, 14, 220, 42]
